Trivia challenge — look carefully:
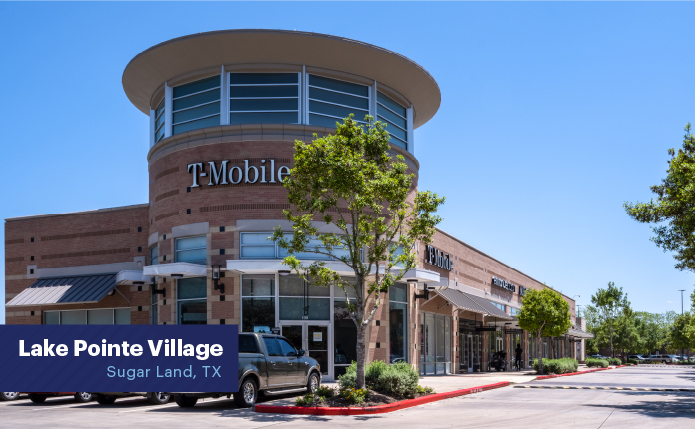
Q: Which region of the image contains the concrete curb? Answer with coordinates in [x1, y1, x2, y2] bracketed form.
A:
[253, 381, 510, 415]
[516, 385, 695, 392]
[534, 367, 609, 381]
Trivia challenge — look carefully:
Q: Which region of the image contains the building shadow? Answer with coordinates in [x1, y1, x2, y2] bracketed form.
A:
[584, 391, 695, 419]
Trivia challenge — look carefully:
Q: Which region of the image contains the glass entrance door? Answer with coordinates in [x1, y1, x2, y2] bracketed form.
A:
[280, 322, 331, 379]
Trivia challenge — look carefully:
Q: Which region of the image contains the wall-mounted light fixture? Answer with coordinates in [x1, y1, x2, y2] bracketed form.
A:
[212, 265, 224, 294]
[170, 273, 184, 279]
[151, 276, 166, 298]
[278, 270, 291, 276]
[414, 283, 429, 301]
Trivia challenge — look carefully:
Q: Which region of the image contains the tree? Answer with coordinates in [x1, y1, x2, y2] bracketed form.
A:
[517, 288, 571, 374]
[273, 115, 445, 389]
[668, 312, 693, 354]
[635, 311, 668, 354]
[624, 124, 695, 272]
[591, 282, 630, 358]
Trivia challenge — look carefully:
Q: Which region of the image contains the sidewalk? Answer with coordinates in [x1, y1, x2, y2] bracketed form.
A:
[262, 370, 537, 407]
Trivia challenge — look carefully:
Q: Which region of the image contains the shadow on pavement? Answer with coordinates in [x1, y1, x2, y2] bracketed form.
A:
[584, 391, 695, 419]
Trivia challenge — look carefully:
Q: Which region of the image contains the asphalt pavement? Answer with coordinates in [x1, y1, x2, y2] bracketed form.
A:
[1, 366, 694, 428]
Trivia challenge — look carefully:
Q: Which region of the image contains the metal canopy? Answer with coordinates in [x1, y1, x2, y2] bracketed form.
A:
[436, 288, 487, 315]
[6, 273, 117, 306]
[464, 293, 514, 320]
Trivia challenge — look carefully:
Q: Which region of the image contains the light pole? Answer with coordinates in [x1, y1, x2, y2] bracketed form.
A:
[679, 289, 685, 361]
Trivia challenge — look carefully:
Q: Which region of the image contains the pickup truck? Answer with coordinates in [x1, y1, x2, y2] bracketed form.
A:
[171, 332, 322, 408]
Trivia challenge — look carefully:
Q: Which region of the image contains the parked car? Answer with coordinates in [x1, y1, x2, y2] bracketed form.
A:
[0, 392, 20, 401]
[26, 392, 93, 403]
[89, 392, 171, 405]
[170, 333, 322, 408]
[0, 392, 92, 403]
[647, 354, 673, 363]
[627, 355, 646, 362]
[589, 354, 608, 360]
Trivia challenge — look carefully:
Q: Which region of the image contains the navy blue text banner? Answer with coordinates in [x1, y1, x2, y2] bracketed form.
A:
[0, 325, 238, 392]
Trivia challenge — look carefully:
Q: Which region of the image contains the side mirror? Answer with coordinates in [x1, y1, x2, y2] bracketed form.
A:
[298, 349, 305, 357]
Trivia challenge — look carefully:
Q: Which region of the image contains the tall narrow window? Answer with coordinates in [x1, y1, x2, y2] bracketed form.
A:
[241, 274, 275, 333]
[172, 75, 221, 135]
[150, 244, 159, 266]
[177, 277, 207, 325]
[229, 73, 299, 125]
[389, 283, 408, 363]
[153, 99, 165, 144]
[308, 75, 369, 128]
[377, 91, 408, 150]
[175, 236, 207, 265]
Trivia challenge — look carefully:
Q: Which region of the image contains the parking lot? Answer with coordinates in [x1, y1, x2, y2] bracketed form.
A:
[2, 366, 695, 428]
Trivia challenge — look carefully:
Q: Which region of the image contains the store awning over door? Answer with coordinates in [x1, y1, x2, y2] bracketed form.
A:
[465, 293, 514, 320]
[436, 288, 487, 315]
[6, 273, 117, 306]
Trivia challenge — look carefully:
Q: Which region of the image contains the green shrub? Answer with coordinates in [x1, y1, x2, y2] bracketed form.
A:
[295, 393, 316, 406]
[339, 388, 369, 404]
[417, 385, 435, 395]
[627, 359, 640, 365]
[532, 358, 578, 374]
[365, 360, 389, 387]
[316, 385, 335, 398]
[608, 358, 622, 366]
[375, 362, 420, 398]
[338, 369, 356, 390]
[586, 358, 609, 368]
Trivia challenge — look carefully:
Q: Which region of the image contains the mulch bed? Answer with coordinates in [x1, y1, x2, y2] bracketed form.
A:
[300, 389, 434, 408]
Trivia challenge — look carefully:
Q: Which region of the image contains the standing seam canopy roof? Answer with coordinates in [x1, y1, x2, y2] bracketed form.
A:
[122, 29, 441, 129]
[6, 274, 117, 306]
[437, 288, 513, 320]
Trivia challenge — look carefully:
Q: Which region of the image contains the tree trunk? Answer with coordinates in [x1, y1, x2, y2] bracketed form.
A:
[537, 335, 544, 375]
[550, 336, 555, 359]
[355, 325, 367, 389]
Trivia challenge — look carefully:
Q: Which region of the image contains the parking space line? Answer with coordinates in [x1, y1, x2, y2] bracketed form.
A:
[514, 385, 695, 392]
[32, 403, 86, 411]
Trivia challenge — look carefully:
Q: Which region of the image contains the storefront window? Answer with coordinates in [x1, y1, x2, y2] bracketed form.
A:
[420, 312, 451, 375]
[177, 277, 207, 325]
[279, 275, 329, 320]
[333, 300, 357, 379]
[389, 283, 408, 363]
[229, 73, 300, 125]
[241, 274, 275, 333]
[43, 308, 130, 325]
[308, 74, 369, 127]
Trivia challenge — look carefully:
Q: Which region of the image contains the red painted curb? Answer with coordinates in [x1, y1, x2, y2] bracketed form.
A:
[254, 381, 510, 415]
[535, 367, 609, 380]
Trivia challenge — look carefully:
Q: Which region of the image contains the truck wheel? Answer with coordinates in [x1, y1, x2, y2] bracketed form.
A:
[28, 394, 47, 403]
[0, 392, 19, 401]
[306, 372, 320, 394]
[148, 392, 171, 405]
[174, 394, 198, 408]
[95, 394, 117, 405]
[74, 392, 93, 403]
[234, 377, 258, 408]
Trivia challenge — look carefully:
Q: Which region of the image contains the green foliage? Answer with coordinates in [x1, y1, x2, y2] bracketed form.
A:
[365, 360, 389, 387]
[272, 115, 445, 389]
[669, 312, 695, 352]
[316, 385, 335, 398]
[295, 393, 316, 406]
[607, 357, 622, 366]
[590, 282, 631, 357]
[417, 385, 435, 395]
[585, 358, 609, 368]
[374, 362, 420, 399]
[532, 358, 578, 374]
[339, 388, 370, 404]
[337, 360, 421, 398]
[627, 359, 640, 365]
[625, 124, 695, 271]
[517, 288, 571, 374]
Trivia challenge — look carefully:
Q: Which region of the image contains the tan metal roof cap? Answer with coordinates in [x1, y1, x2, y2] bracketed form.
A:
[122, 29, 441, 128]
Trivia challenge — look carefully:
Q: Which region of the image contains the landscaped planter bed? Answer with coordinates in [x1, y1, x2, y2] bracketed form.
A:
[254, 382, 510, 415]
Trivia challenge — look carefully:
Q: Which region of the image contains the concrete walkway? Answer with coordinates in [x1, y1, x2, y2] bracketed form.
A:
[262, 370, 539, 407]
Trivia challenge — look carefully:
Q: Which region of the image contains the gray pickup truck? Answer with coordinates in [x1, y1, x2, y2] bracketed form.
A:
[172, 332, 322, 408]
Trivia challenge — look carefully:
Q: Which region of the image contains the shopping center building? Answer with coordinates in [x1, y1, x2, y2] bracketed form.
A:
[4, 30, 592, 381]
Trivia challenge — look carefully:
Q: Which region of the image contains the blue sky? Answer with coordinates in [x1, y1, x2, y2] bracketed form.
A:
[1, 2, 694, 323]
